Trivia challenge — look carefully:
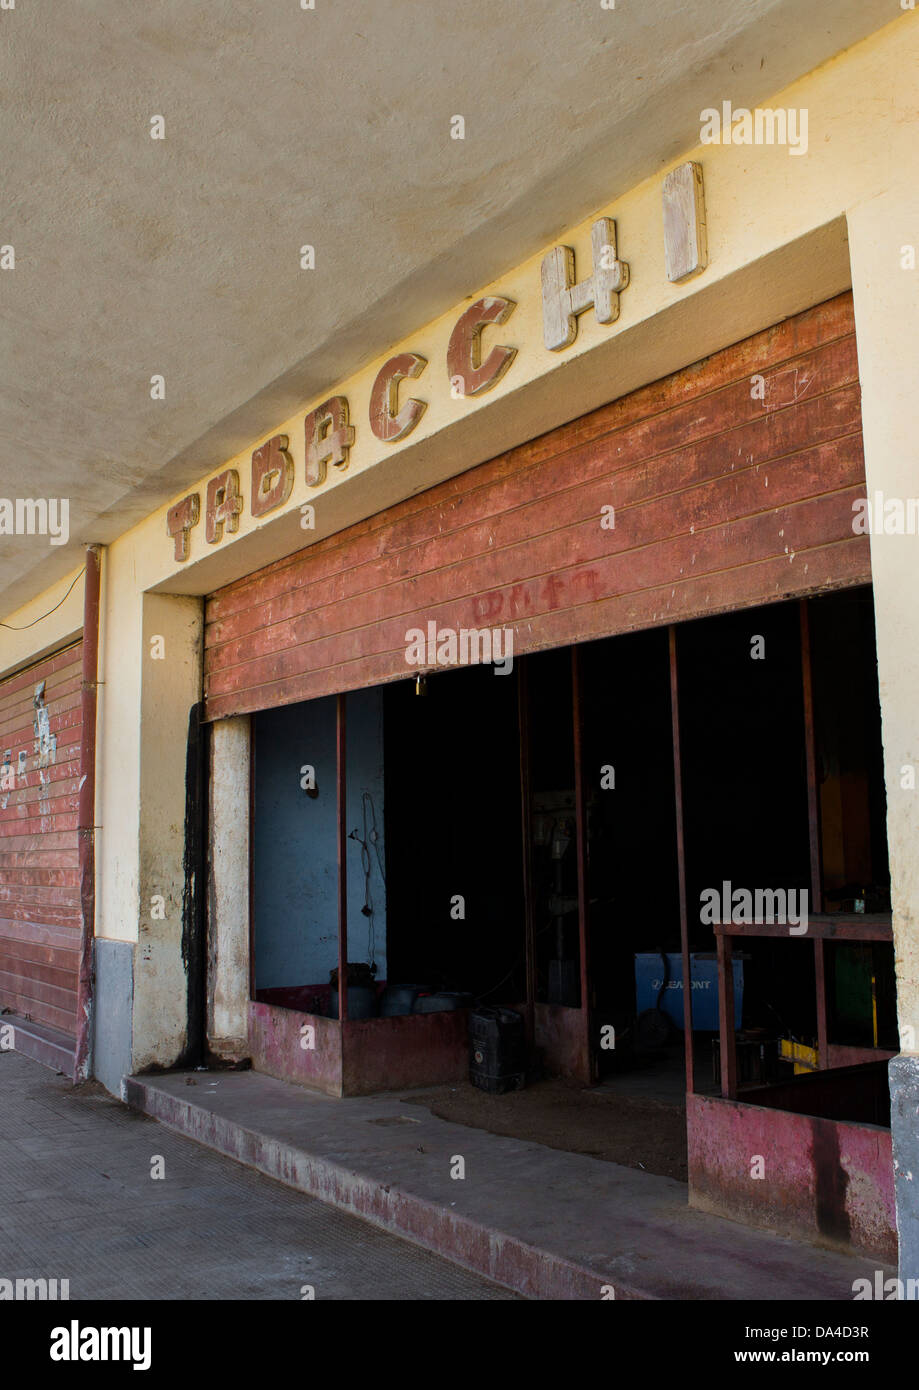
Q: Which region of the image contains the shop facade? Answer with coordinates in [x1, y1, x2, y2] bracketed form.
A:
[200, 289, 894, 1259]
[1, 14, 918, 1280]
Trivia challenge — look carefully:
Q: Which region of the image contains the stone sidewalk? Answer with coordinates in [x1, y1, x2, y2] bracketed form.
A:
[0, 1051, 517, 1300]
[126, 1064, 894, 1300]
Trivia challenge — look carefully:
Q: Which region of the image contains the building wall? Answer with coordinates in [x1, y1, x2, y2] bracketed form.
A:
[208, 716, 250, 1061]
[252, 687, 386, 991]
[2, 18, 914, 618]
[92, 560, 204, 1076]
[0, 570, 84, 677]
[0, 641, 84, 1036]
[0, 17, 916, 1277]
[203, 294, 867, 715]
[847, 177, 919, 1282]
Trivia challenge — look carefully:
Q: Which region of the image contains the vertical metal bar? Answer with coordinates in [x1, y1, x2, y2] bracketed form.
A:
[716, 930, 738, 1099]
[571, 646, 593, 1082]
[517, 658, 536, 1050]
[336, 692, 348, 1024]
[800, 598, 826, 1068]
[74, 546, 102, 1084]
[669, 626, 695, 1096]
[814, 937, 828, 1070]
[800, 598, 823, 915]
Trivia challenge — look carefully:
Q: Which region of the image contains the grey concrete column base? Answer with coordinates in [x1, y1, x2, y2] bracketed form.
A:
[890, 1054, 919, 1281]
[93, 938, 135, 1099]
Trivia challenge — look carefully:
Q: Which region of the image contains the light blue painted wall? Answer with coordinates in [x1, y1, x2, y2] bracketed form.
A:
[253, 689, 386, 989]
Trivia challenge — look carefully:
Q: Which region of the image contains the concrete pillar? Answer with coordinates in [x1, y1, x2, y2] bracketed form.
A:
[94, 573, 203, 1090]
[848, 182, 919, 1282]
[208, 716, 251, 1061]
[133, 591, 204, 1071]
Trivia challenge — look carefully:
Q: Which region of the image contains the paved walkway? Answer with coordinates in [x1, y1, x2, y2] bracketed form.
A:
[126, 1064, 894, 1300]
[0, 1052, 517, 1300]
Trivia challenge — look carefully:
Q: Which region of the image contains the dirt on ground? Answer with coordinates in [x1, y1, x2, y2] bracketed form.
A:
[401, 1077, 688, 1182]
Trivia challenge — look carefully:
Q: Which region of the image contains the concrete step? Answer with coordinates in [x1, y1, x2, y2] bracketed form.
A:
[125, 1068, 893, 1301]
[5, 1012, 75, 1076]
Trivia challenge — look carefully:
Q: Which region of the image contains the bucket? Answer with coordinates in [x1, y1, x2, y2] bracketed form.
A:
[380, 983, 427, 1017]
[329, 984, 378, 1020]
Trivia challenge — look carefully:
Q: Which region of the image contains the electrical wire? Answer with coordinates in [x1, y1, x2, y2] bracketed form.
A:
[0, 568, 86, 630]
[348, 790, 384, 969]
[363, 790, 385, 885]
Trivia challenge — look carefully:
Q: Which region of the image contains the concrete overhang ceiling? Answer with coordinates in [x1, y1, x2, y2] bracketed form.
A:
[0, 0, 896, 612]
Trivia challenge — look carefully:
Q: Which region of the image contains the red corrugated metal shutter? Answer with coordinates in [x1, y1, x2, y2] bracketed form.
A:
[0, 642, 83, 1036]
[204, 293, 870, 719]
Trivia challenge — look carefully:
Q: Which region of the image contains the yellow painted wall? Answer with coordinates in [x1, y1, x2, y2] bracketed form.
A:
[0, 568, 84, 676]
[848, 181, 919, 1051]
[104, 11, 919, 599]
[1, 12, 917, 1067]
[3, 12, 915, 623]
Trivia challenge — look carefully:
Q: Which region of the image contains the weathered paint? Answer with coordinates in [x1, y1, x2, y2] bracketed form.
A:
[889, 1056, 919, 1284]
[207, 716, 250, 1060]
[248, 1000, 343, 1098]
[18, 13, 903, 622]
[74, 545, 101, 1082]
[250, 437, 294, 520]
[446, 297, 517, 398]
[341, 1012, 469, 1096]
[204, 470, 243, 546]
[124, 1072, 644, 1300]
[203, 295, 867, 719]
[304, 397, 355, 488]
[3, 19, 916, 1151]
[533, 1002, 590, 1083]
[129, 593, 205, 1073]
[662, 163, 708, 284]
[128, 1067, 890, 1300]
[0, 642, 83, 1037]
[2, 2, 908, 620]
[248, 997, 472, 1098]
[166, 494, 200, 563]
[541, 218, 629, 351]
[848, 180, 919, 1278]
[688, 1091, 896, 1261]
[369, 353, 428, 443]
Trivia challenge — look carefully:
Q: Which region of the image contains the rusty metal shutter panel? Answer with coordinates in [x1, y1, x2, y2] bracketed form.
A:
[0, 642, 83, 1035]
[204, 293, 869, 721]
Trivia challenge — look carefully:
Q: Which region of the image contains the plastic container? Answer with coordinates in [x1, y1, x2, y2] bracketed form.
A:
[469, 1006, 526, 1093]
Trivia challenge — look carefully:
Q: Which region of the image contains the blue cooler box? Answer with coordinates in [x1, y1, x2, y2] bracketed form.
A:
[634, 953, 743, 1031]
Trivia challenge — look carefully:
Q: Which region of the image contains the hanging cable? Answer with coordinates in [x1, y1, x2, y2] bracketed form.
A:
[0, 568, 86, 630]
[348, 790, 384, 970]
